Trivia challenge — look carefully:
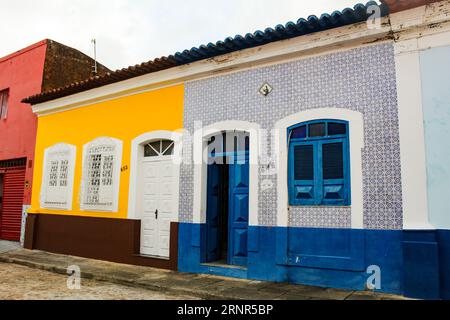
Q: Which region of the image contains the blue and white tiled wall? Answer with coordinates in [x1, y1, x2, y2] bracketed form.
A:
[179, 42, 402, 230]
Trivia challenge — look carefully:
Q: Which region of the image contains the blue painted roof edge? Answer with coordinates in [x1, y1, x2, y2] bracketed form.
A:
[169, 1, 388, 65]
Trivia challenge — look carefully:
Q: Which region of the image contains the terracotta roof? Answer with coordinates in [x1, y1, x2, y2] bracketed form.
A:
[23, 1, 388, 105]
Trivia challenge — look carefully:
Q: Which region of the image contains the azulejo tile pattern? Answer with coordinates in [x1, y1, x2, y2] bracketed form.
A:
[180, 42, 403, 230]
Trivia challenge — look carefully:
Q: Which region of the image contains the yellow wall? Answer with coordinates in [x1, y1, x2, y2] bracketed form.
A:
[29, 84, 184, 219]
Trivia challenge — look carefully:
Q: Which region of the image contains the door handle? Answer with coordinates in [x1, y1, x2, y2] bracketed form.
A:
[155, 210, 159, 220]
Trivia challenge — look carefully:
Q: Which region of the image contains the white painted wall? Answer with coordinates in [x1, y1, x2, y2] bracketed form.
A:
[391, 1, 450, 230]
[394, 40, 433, 230]
[420, 45, 450, 230]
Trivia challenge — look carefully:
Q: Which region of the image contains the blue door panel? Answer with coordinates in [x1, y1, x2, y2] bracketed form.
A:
[234, 162, 249, 188]
[233, 194, 249, 223]
[233, 229, 248, 258]
[228, 153, 249, 267]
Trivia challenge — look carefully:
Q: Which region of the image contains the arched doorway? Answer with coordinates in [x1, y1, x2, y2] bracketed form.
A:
[204, 131, 250, 267]
[129, 131, 182, 259]
[139, 139, 177, 257]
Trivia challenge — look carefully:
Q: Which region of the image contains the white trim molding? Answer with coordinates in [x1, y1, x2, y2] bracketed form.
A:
[274, 108, 365, 229]
[128, 130, 183, 220]
[394, 40, 433, 230]
[40, 143, 77, 210]
[80, 137, 123, 213]
[389, 1, 450, 230]
[192, 120, 260, 226]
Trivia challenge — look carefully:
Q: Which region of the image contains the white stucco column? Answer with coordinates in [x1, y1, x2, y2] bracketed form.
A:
[394, 38, 433, 230]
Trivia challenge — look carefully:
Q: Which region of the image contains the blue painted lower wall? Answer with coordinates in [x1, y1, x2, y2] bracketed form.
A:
[178, 223, 450, 300]
[438, 230, 450, 300]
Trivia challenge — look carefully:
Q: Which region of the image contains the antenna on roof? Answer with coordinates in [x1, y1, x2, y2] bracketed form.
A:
[91, 38, 98, 76]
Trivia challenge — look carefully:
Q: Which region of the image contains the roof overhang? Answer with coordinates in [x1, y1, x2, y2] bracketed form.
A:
[30, 0, 450, 116]
[31, 17, 393, 116]
[24, 2, 389, 106]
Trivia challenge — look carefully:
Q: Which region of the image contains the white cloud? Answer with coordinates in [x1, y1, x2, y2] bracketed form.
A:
[0, 0, 378, 70]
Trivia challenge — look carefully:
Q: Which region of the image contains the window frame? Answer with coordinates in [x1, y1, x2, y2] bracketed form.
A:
[144, 139, 175, 158]
[80, 137, 123, 212]
[0, 89, 9, 120]
[40, 143, 77, 210]
[288, 119, 351, 207]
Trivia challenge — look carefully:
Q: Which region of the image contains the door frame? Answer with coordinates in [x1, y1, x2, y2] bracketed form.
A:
[128, 130, 183, 222]
[192, 121, 260, 226]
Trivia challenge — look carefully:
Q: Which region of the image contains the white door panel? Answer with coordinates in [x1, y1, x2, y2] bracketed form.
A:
[159, 199, 173, 212]
[160, 183, 174, 196]
[159, 218, 172, 233]
[144, 182, 159, 195]
[143, 199, 158, 212]
[142, 218, 154, 231]
[159, 235, 170, 257]
[144, 165, 159, 178]
[161, 164, 174, 177]
[140, 158, 177, 258]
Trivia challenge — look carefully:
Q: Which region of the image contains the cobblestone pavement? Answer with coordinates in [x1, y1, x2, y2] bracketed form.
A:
[0, 241, 20, 254]
[0, 263, 198, 300]
[0, 247, 408, 300]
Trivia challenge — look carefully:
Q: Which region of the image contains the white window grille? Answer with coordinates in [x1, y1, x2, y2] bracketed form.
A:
[144, 139, 175, 158]
[80, 137, 123, 212]
[41, 143, 76, 210]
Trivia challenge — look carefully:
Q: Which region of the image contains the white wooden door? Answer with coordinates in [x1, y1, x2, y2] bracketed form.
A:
[140, 158, 177, 258]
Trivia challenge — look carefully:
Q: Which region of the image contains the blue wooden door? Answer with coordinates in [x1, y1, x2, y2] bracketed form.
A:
[228, 153, 249, 266]
[206, 163, 221, 262]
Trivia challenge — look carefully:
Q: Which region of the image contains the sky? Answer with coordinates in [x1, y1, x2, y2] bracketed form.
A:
[1, 0, 379, 71]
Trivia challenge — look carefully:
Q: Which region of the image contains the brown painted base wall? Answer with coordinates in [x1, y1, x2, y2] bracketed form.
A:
[24, 214, 178, 270]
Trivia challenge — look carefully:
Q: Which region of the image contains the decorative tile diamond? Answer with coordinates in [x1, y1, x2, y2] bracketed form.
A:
[259, 82, 273, 96]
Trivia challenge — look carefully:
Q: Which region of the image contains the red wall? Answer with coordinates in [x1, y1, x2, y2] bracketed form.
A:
[0, 40, 48, 205]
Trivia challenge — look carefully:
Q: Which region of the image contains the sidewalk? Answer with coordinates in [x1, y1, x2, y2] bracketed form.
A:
[0, 241, 21, 254]
[0, 247, 407, 300]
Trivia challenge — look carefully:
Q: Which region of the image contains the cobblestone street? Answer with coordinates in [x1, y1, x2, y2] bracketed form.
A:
[0, 263, 198, 300]
[0, 247, 408, 300]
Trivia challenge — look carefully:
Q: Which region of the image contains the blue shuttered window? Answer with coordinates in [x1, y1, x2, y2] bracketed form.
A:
[288, 120, 350, 206]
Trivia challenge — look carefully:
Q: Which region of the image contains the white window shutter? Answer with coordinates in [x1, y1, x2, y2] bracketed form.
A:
[81, 137, 122, 212]
[41, 143, 76, 210]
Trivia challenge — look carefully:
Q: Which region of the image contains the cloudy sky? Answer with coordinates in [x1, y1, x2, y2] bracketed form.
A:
[1, 0, 378, 70]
